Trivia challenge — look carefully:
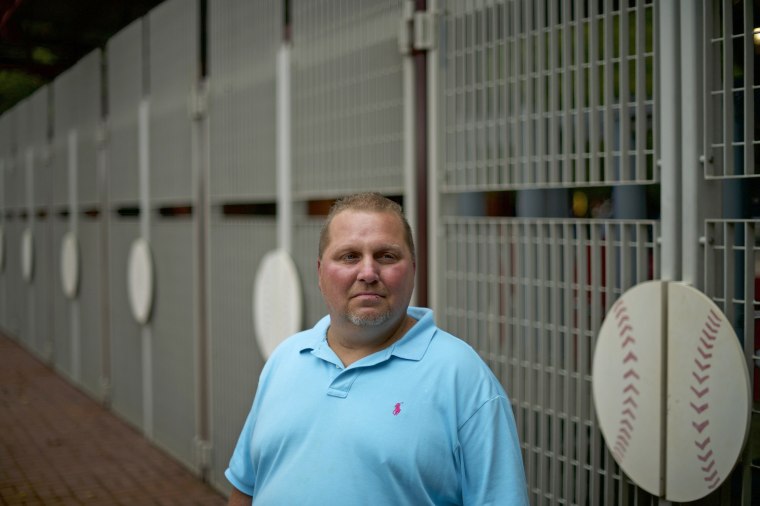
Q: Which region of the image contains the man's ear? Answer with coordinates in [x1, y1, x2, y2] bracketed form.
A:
[317, 258, 322, 291]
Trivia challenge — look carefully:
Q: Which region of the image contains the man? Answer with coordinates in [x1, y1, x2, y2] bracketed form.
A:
[226, 192, 528, 505]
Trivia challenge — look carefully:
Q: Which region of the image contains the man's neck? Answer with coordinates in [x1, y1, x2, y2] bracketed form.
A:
[327, 315, 415, 367]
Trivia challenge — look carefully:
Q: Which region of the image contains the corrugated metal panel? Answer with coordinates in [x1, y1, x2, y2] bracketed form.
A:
[151, 217, 197, 468]
[440, 0, 657, 190]
[439, 217, 659, 505]
[291, 0, 404, 198]
[108, 217, 143, 429]
[207, 0, 279, 202]
[79, 218, 103, 397]
[208, 216, 274, 492]
[148, 0, 198, 204]
[107, 20, 143, 206]
[292, 217, 327, 328]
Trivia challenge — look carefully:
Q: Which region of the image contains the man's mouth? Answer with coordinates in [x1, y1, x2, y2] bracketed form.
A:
[352, 292, 384, 299]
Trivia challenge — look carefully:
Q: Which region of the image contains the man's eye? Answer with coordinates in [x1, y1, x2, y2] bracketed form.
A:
[341, 253, 359, 261]
[379, 253, 397, 262]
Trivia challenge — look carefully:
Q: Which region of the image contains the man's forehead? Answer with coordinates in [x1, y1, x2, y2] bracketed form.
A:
[327, 211, 407, 245]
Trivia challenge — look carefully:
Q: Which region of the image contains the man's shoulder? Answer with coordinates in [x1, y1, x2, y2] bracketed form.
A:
[267, 316, 329, 360]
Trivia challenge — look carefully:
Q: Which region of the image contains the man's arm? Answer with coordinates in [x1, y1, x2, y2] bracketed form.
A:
[227, 488, 252, 506]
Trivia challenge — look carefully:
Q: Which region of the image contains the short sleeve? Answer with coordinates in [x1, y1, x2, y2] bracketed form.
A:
[458, 395, 529, 505]
[225, 406, 257, 496]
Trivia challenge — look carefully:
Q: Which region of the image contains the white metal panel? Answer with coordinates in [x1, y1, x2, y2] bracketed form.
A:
[208, 215, 275, 492]
[51, 217, 73, 378]
[291, 0, 405, 198]
[68, 52, 101, 207]
[148, 0, 199, 204]
[151, 217, 197, 468]
[79, 218, 103, 397]
[108, 217, 144, 430]
[207, 0, 280, 202]
[107, 20, 144, 205]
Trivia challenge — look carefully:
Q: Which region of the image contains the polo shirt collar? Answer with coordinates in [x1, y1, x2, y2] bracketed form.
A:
[299, 307, 437, 365]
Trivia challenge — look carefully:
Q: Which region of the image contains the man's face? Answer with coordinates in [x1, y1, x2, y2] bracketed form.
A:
[318, 210, 415, 330]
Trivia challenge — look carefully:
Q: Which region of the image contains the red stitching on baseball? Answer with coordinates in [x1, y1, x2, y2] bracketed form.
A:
[702, 329, 717, 341]
[697, 347, 712, 359]
[612, 303, 639, 462]
[697, 449, 713, 462]
[690, 313, 722, 491]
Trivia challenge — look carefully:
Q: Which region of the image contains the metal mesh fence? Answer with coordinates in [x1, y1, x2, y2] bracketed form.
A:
[440, 0, 657, 190]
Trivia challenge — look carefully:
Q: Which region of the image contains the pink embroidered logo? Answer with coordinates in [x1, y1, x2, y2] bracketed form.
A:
[393, 402, 402, 416]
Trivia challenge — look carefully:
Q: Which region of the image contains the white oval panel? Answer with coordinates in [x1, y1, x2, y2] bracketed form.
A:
[127, 238, 154, 325]
[21, 228, 34, 283]
[253, 249, 303, 359]
[60, 232, 80, 299]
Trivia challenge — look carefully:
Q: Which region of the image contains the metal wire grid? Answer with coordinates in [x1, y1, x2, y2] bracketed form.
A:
[207, 0, 279, 202]
[291, 0, 404, 198]
[703, 0, 758, 178]
[439, 217, 659, 505]
[704, 219, 760, 504]
[440, 0, 657, 191]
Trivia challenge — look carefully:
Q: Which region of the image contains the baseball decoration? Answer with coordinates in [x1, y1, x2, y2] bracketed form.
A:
[592, 281, 751, 502]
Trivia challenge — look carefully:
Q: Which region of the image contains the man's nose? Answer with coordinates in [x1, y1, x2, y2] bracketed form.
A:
[357, 258, 379, 283]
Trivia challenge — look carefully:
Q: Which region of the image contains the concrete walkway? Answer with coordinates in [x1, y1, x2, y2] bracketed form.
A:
[0, 333, 226, 505]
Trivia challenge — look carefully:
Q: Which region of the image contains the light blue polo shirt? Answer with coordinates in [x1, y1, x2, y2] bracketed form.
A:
[226, 307, 528, 505]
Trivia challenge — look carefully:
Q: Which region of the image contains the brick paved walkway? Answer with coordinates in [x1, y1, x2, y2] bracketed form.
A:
[0, 334, 226, 505]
